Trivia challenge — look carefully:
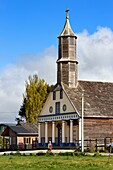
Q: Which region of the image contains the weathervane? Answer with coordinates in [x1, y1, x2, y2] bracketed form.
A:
[66, 8, 69, 19]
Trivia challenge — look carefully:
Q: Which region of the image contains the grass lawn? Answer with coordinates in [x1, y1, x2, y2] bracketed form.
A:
[0, 154, 113, 170]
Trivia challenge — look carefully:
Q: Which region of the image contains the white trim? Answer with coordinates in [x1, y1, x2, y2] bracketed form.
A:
[38, 113, 79, 122]
[38, 123, 41, 143]
[61, 82, 80, 117]
[52, 122, 55, 143]
[40, 92, 51, 115]
[45, 122, 48, 143]
[80, 116, 113, 119]
[70, 120, 73, 143]
[62, 120, 65, 143]
[79, 118, 81, 142]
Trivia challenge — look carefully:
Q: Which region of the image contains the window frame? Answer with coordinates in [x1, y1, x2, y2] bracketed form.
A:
[60, 90, 63, 99]
[53, 91, 56, 100]
[55, 102, 60, 115]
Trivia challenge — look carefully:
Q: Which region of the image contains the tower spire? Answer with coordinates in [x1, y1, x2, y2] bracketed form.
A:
[58, 8, 76, 37]
[57, 10, 78, 87]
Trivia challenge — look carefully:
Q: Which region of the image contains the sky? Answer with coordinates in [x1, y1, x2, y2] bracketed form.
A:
[0, 0, 113, 123]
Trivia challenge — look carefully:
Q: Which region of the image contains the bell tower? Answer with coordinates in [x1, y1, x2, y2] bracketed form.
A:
[57, 9, 78, 87]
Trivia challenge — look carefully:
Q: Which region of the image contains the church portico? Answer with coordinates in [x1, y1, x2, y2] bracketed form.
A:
[38, 114, 79, 147]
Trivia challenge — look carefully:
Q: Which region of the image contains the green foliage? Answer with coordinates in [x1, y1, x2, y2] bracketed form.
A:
[58, 152, 74, 156]
[15, 150, 21, 156]
[36, 152, 46, 156]
[0, 136, 2, 145]
[93, 152, 101, 157]
[19, 74, 54, 123]
[19, 98, 26, 118]
[0, 155, 113, 170]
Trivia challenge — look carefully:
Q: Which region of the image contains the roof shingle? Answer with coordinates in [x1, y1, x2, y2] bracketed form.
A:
[63, 80, 113, 117]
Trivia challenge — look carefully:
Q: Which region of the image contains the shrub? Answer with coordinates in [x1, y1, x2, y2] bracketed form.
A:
[10, 152, 15, 155]
[23, 153, 27, 156]
[93, 152, 101, 157]
[58, 152, 74, 156]
[36, 152, 46, 156]
[74, 152, 86, 156]
[15, 150, 21, 156]
[46, 152, 54, 156]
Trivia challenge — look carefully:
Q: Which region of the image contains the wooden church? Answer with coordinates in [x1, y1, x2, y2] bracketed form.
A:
[38, 9, 113, 147]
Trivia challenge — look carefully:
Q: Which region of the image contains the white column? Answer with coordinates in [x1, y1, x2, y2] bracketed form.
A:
[52, 121, 55, 143]
[70, 120, 73, 143]
[38, 123, 41, 143]
[62, 120, 65, 143]
[81, 90, 85, 152]
[79, 118, 82, 144]
[45, 122, 48, 143]
[10, 137, 12, 145]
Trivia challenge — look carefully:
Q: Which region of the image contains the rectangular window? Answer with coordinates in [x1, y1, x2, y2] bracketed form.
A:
[69, 37, 74, 45]
[70, 63, 75, 72]
[24, 138, 26, 144]
[63, 37, 68, 44]
[29, 138, 31, 144]
[60, 90, 63, 99]
[55, 102, 60, 115]
[53, 91, 56, 100]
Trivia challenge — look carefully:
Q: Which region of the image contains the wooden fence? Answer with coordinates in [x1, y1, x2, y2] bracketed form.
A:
[74, 137, 113, 152]
[0, 137, 112, 152]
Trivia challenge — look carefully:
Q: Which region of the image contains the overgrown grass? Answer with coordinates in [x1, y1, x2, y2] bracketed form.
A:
[0, 153, 113, 170]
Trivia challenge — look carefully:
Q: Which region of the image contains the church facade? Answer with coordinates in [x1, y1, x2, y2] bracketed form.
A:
[38, 10, 113, 147]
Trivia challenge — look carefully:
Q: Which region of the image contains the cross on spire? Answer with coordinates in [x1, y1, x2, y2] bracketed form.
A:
[66, 8, 69, 19]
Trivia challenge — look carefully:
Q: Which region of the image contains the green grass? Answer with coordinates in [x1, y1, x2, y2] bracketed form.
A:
[0, 154, 113, 170]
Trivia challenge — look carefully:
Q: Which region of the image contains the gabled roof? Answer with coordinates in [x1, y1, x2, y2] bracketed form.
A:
[22, 123, 38, 134]
[52, 83, 62, 91]
[51, 83, 78, 114]
[63, 81, 113, 118]
[9, 125, 30, 134]
[1, 123, 38, 136]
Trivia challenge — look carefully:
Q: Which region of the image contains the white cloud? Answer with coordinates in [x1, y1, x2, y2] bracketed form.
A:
[0, 46, 57, 123]
[77, 27, 113, 81]
[0, 27, 113, 123]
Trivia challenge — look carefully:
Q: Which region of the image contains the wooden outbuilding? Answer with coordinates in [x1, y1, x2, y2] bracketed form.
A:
[1, 123, 38, 150]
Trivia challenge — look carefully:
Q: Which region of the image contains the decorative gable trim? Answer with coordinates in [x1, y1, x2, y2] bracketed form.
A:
[61, 82, 80, 117]
[38, 112, 79, 122]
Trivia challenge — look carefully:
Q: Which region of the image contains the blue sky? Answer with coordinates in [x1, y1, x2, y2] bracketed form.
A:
[0, 0, 113, 122]
[0, 0, 113, 68]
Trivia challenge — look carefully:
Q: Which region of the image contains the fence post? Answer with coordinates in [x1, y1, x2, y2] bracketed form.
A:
[104, 138, 106, 151]
[95, 139, 97, 152]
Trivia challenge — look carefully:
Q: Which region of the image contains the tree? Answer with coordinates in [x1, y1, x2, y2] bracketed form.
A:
[19, 74, 53, 123]
[19, 97, 26, 118]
